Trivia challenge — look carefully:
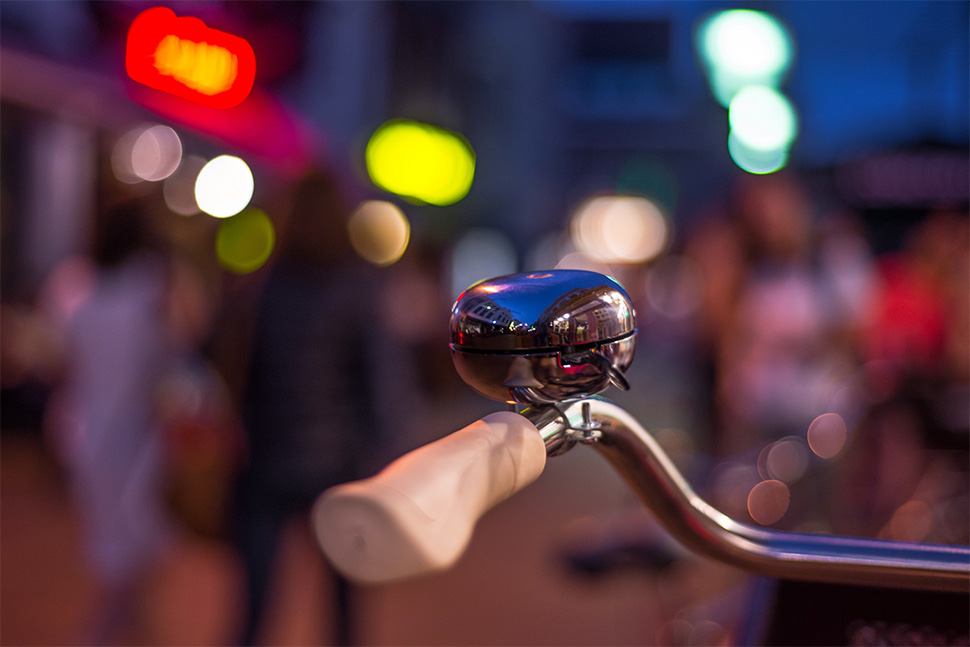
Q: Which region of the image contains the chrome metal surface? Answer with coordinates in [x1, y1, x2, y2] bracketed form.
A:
[450, 271, 636, 404]
[522, 398, 970, 593]
[450, 270, 968, 591]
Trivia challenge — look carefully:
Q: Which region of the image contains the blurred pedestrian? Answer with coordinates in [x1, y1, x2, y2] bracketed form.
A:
[226, 170, 402, 646]
[701, 174, 875, 459]
[830, 209, 970, 543]
[46, 197, 182, 645]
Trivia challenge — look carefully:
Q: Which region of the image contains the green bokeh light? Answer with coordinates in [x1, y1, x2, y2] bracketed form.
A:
[698, 9, 793, 106]
[215, 208, 275, 273]
[727, 131, 789, 175]
[729, 85, 798, 152]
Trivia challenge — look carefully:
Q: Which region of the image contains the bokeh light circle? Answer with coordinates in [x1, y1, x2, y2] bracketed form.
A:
[132, 125, 182, 181]
[757, 437, 809, 484]
[888, 500, 933, 542]
[365, 119, 475, 206]
[347, 200, 411, 266]
[112, 127, 143, 184]
[215, 208, 275, 273]
[747, 479, 790, 526]
[727, 132, 790, 175]
[570, 195, 669, 264]
[807, 413, 848, 459]
[729, 86, 798, 152]
[163, 155, 206, 216]
[699, 9, 793, 105]
[195, 155, 255, 218]
[112, 124, 183, 184]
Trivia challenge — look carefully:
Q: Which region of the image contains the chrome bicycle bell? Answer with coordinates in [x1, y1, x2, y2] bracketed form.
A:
[450, 270, 637, 404]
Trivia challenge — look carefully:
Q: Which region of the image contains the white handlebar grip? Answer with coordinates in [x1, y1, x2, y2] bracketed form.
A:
[312, 411, 546, 584]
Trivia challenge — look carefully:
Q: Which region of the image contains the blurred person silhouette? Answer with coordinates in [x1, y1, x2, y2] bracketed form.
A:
[699, 173, 875, 460]
[45, 196, 187, 645]
[830, 209, 970, 544]
[864, 209, 969, 383]
[225, 169, 404, 646]
[679, 174, 883, 535]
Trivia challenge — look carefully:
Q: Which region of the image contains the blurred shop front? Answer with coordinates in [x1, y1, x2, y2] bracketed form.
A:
[1, 3, 321, 430]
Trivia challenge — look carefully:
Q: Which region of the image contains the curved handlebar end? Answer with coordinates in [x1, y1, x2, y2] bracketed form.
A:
[312, 411, 546, 584]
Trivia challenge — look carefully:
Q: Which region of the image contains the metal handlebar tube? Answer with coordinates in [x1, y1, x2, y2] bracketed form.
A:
[524, 397, 970, 594]
[316, 270, 969, 591]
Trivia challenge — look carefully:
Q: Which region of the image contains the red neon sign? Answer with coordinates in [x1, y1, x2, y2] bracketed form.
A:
[126, 7, 256, 109]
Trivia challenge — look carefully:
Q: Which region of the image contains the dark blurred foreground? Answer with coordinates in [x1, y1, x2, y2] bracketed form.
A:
[3, 407, 728, 647]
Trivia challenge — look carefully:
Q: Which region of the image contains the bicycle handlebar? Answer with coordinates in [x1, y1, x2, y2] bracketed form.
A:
[313, 269, 969, 590]
[312, 411, 546, 584]
[530, 398, 970, 593]
[314, 398, 970, 591]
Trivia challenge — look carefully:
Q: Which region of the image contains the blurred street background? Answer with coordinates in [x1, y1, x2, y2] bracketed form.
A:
[1, 1, 968, 645]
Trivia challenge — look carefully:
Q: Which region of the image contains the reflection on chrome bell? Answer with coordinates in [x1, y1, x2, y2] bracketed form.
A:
[450, 270, 637, 404]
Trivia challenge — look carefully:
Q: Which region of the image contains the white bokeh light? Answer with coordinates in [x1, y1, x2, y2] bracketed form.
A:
[702, 10, 791, 78]
[111, 126, 145, 184]
[131, 125, 182, 181]
[195, 155, 255, 218]
[729, 86, 798, 152]
[699, 9, 794, 106]
[163, 155, 206, 216]
[570, 195, 669, 264]
[727, 131, 790, 175]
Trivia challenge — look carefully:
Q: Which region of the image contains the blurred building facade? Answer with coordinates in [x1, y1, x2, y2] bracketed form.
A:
[2, 1, 967, 298]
